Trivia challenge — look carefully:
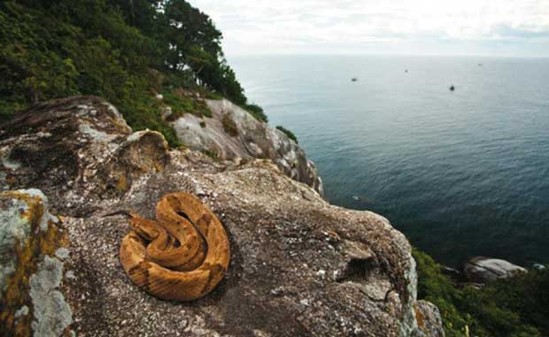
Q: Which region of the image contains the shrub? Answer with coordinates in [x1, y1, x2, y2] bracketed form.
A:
[413, 249, 470, 337]
[276, 126, 298, 143]
[413, 248, 547, 337]
[202, 149, 218, 159]
[221, 114, 238, 137]
[162, 90, 212, 120]
[243, 103, 268, 123]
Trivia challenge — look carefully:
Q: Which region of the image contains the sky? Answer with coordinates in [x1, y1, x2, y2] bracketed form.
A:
[186, 0, 549, 57]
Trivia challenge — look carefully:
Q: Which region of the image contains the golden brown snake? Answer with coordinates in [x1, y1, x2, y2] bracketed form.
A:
[119, 192, 230, 301]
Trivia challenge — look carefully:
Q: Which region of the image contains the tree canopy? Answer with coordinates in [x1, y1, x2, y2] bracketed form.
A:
[0, 0, 260, 145]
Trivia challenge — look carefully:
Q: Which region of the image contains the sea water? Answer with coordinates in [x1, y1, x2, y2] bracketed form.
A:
[230, 55, 549, 267]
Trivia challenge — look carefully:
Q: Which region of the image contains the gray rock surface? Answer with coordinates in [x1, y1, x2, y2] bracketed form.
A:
[172, 98, 323, 195]
[30, 256, 73, 337]
[0, 96, 443, 337]
[464, 256, 527, 284]
[414, 300, 445, 337]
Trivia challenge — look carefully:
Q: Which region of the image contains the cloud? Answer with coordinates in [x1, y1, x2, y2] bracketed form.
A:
[490, 24, 549, 39]
[187, 0, 549, 56]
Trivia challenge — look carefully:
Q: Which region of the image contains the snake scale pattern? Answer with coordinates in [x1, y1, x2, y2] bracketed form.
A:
[119, 192, 230, 301]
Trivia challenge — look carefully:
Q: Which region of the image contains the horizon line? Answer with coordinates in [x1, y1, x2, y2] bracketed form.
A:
[227, 52, 549, 59]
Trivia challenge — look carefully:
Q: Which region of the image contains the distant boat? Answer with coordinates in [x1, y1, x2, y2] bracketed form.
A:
[351, 77, 358, 82]
[405, 69, 408, 73]
[449, 85, 455, 91]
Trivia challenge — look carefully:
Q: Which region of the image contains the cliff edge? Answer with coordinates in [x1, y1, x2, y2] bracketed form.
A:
[171, 98, 323, 195]
[0, 96, 443, 337]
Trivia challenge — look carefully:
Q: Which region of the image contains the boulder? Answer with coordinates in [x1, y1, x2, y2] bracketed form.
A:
[0, 96, 442, 337]
[464, 257, 527, 283]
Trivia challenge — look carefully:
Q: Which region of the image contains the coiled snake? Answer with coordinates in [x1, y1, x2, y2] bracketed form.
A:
[119, 192, 230, 301]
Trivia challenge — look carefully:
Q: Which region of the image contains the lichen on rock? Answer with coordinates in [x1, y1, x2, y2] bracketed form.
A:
[0, 196, 31, 295]
[0, 189, 70, 337]
[30, 256, 73, 337]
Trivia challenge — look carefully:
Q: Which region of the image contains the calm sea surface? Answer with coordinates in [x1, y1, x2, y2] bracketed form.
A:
[230, 55, 549, 267]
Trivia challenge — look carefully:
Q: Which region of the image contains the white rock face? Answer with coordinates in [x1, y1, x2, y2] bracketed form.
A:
[172, 99, 323, 195]
[464, 257, 527, 283]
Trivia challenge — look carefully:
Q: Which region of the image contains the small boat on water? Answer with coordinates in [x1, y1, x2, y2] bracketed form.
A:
[449, 85, 455, 91]
[351, 77, 358, 82]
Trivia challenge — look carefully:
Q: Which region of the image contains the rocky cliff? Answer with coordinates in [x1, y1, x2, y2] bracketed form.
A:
[0, 96, 443, 337]
[171, 98, 323, 195]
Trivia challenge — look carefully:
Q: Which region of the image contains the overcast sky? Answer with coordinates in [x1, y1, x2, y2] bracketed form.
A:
[186, 0, 549, 57]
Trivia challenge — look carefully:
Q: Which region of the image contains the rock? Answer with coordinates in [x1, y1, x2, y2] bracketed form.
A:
[161, 106, 172, 120]
[0, 189, 71, 337]
[532, 263, 546, 271]
[0, 96, 443, 337]
[414, 300, 445, 337]
[30, 256, 73, 337]
[464, 257, 527, 283]
[440, 265, 464, 282]
[0, 96, 132, 216]
[171, 98, 323, 195]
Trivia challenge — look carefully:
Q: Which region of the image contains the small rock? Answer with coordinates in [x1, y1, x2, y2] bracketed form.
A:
[14, 305, 29, 318]
[464, 257, 527, 283]
[414, 300, 444, 337]
[65, 270, 76, 280]
[532, 263, 546, 271]
[55, 248, 70, 260]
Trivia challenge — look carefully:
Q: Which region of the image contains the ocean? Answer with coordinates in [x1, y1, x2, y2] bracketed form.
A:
[229, 55, 549, 267]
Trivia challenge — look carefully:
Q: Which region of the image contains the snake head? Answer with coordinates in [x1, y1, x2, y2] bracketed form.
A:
[130, 217, 161, 241]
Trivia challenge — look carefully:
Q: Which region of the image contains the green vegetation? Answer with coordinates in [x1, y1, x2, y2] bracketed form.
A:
[0, 0, 260, 146]
[202, 149, 218, 159]
[276, 126, 298, 143]
[162, 90, 211, 120]
[414, 248, 549, 337]
[243, 103, 268, 123]
[221, 114, 238, 137]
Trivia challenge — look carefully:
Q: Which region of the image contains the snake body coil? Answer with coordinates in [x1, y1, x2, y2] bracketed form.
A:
[119, 192, 230, 301]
